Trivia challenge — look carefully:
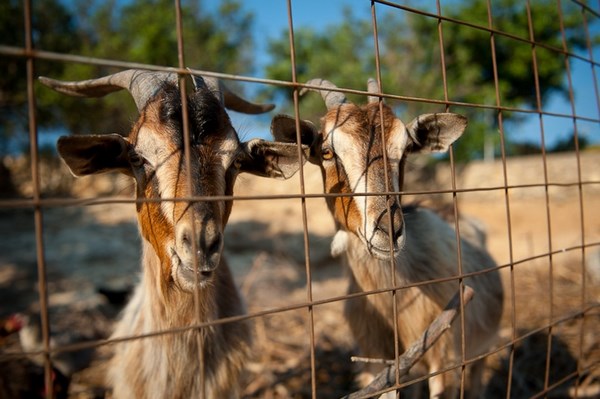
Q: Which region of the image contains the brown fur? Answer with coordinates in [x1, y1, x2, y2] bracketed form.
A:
[50, 71, 305, 398]
[51, 84, 252, 398]
[104, 89, 252, 399]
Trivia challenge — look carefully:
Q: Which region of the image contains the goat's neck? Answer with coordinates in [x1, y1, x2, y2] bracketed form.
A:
[343, 232, 404, 292]
[342, 212, 460, 306]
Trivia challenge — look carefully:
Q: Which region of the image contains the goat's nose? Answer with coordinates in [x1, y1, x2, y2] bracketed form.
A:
[378, 202, 404, 242]
[176, 218, 223, 270]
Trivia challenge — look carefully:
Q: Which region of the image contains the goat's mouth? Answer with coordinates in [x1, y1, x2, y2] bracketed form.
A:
[368, 243, 401, 261]
[169, 247, 215, 290]
[359, 227, 405, 261]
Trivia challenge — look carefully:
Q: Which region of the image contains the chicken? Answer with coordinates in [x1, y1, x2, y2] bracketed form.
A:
[0, 314, 23, 345]
[15, 313, 96, 378]
[0, 313, 69, 399]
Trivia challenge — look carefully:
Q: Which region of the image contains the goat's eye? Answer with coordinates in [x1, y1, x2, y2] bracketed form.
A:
[232, 158, 242, 170]
[129, 151, 145, 168]
[321, 147, 335, 161]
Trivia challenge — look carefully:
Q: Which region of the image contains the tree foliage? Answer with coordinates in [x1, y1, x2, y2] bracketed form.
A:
[0, 0, 254, 155]
[0, 0, 82, 154]
[263, 0, 594, 161]
[405, 0, 590, 160]
[1, 0, 596, 162]
[263, 8, 376, 119]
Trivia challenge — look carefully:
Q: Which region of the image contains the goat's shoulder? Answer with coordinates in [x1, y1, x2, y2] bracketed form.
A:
[403, 203, 492, 262]
[402, 204, 497, 276]
[403, 204, 457, 248]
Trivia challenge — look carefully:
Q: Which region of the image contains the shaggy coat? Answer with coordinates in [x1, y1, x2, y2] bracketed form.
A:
[42, 70, 303, 399]
[271, 80, 504, 398]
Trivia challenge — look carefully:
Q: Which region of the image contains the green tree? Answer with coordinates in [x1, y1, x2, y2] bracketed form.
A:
[548, 132, 589, 153]
[263, 8, 375, 122]
[1, 0, 255, 155]
[264, 1, 594, 161]
[0, 0, 82, 154]
[402, 0, 590, 160]
[44, 0, 256, 137]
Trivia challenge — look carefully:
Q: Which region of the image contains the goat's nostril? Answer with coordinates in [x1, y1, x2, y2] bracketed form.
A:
[181, 231, 191, 247]
[379, 225, 390, 236]
[176, 227, 194, 255]
[394, 228, 403, 241]
[206, 235, 222, 255]
[377, 217, 403, 243]
[378, 218, 397, 235]
[380, 225, 403, 243]
[200, 270, 212, 278]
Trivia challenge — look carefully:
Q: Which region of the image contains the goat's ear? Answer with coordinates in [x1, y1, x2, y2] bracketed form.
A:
[240, 138, 309, 180]
[270, 114, 321, 164]
[57, 134, 132, 176]
[405, 113, 467, 153]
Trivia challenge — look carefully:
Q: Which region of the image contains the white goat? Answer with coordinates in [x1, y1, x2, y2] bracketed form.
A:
[270, 78, 504, 398]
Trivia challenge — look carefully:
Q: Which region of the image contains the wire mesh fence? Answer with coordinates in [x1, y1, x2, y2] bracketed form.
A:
[1, 0, 599, 398]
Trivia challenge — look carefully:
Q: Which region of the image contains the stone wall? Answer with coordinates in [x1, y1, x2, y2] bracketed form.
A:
[430, 151, 600, 200]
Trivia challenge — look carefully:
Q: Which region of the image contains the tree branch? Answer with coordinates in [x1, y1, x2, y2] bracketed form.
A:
[341, 285, 475, 399]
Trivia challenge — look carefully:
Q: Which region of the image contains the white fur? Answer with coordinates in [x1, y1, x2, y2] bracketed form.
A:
[330, 229, 349, 257]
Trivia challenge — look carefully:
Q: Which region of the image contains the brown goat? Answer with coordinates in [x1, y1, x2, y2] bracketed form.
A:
[270, 79, 504, 398]
[41, 70, 304, 398]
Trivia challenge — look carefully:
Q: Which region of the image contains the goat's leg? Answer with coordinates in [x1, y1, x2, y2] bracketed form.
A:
[465, 358, 485, 399]
[427, 361, 460, 399]
[344, 290, 397, 392]
[427, 364, 446, 399]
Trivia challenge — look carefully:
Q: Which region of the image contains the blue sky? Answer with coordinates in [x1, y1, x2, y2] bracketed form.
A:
[211, 0, 599, 148]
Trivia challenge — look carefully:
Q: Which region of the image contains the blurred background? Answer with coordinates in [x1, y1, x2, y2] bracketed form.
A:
[1, 1, 599, 398]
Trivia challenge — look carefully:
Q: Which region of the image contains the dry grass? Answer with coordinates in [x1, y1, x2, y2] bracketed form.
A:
[1, 153, 599, 398]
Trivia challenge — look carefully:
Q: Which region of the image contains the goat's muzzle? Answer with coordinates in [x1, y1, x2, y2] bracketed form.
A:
[171, 217, 223, 290]
[364, 203, 405, 260]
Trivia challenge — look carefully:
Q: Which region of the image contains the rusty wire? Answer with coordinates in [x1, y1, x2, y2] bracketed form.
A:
[285, 0, 319, 397]
[21, 0, 54, 397]
[1, 1, 599, 398]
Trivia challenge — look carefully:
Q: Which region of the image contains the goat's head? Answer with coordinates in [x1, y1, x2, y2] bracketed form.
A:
[271, 78, 467, 260]
[42, 70, 304, 291]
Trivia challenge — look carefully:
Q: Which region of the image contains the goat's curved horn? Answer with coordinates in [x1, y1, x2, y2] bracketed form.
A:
[39, 69, 178, 111]
[300, 78, 348, 110]
[190, 73, 275, 115]
[367, 78, 381, 104]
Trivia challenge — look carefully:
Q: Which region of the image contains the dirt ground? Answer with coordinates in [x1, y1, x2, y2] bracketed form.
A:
[1, 155, 599, 398]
